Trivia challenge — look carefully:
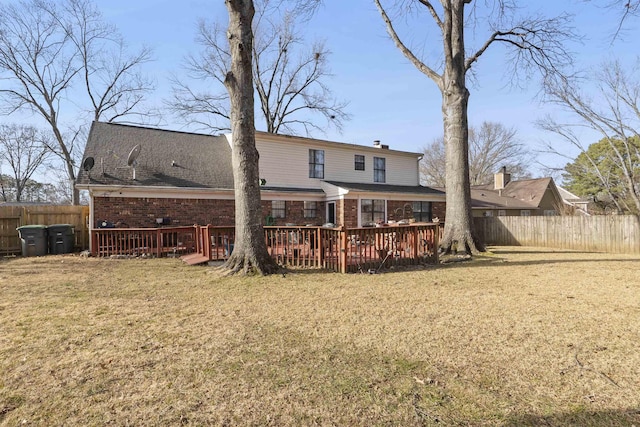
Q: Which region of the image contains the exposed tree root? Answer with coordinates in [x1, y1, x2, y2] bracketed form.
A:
[439, 228, 486, 256]
[222, 252, 281, 276]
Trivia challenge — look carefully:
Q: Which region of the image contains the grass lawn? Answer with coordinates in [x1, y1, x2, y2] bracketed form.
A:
[1, 247, 639, 426]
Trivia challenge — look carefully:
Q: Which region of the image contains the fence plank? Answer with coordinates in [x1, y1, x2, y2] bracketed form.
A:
[475, 215, 640, 254]
[0, 205, 90, 254]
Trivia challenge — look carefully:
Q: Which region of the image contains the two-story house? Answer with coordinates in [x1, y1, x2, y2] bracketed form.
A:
[76, 122, 445, 230]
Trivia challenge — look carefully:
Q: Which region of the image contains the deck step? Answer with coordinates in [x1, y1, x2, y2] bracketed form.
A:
[180, 253, 210, 265]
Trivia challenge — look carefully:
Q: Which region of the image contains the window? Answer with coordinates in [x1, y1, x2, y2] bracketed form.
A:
[412, 201, 432, 222]
[272, 200, 286, 218]
[373, 157, 385, 183]
[309, 149, 324, 178]
[520, 210, 531, 216]
[544, 210, 557, 216]
[498, 210, 506, 216]
[304, 201, 318, 218]
[354, 154, 365, 171]
[484, 210, 493, 217]
[361, 199, 386, 224]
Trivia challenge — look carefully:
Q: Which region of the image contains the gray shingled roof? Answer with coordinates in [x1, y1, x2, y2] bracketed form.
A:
[324, 181, 444, 195]
[76, 122, 234, 189]
[471, 177, 555, 209]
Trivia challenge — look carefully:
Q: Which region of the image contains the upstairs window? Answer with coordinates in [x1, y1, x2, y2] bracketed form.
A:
[374, 157, 385, 183]
[272, 200, 286, 218]
[309, 149, 324, 179]
[304, 201, 318, 218]
[354, 154, 365, 171]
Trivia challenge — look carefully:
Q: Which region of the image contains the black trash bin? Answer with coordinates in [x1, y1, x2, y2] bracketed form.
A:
[47, 224, 76, 254]
[16, 225, 48, 257]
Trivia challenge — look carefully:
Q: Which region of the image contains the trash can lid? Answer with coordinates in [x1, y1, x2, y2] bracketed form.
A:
[48, 224, 74, 227]
[16, 224, 47, 230]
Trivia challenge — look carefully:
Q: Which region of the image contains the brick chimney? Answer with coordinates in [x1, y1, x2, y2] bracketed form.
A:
[494, 166, 511, 193]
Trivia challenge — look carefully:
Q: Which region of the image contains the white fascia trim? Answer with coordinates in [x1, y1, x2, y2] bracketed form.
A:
[343, 191, 446, 202]
[85, 185, 236, 200]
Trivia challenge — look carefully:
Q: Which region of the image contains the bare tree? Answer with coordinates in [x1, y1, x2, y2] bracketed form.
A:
[540, 59, 640, 214]
[170, 0, 348, 136]
[0, 0, 155, 205]
[421, 121, 530, 186]
[223, 0, 280, 275]
[0, 124, 51, 202]
[583, 0, 640, 41]
[374, 0, 574, 254]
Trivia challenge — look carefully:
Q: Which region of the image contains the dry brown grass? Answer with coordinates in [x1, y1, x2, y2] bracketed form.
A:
[1, 247, 639, 426]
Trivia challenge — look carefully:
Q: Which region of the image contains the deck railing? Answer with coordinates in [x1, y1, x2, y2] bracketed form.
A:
[91, 223, 440, 273]
[91, 226, 198, 257]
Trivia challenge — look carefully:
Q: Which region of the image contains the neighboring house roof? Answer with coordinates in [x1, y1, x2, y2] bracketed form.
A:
[76, 122, 234, 189]
[557, 186, 591, 215]
[557, 186, 590, 205]
[470, 188, 539, 210]
[324, 181, 444, 195]
[470, 177, 561, 210]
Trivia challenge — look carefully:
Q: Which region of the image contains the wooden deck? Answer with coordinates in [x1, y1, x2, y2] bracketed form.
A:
[91, 223, 440, 273]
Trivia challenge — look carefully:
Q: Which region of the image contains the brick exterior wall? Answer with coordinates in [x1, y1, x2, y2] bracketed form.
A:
[432, 202, 445, 221]
[94, 197, 236, 228]
[342, 199, 359, 228]
[94, 196, 328, 228]
[93, 196, 446, 229]
[387, 201, 414, 222]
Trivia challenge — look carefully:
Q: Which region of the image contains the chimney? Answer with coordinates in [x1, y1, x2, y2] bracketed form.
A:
[373, 140, 389, 149]
[494, 166, 511, 192]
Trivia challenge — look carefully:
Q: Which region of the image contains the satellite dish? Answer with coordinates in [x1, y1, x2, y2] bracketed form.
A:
[127, 144, 142, 166]
[82, 157, 95, 171]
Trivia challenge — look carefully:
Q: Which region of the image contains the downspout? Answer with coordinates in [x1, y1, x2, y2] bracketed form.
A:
[88, 188, 95, 253]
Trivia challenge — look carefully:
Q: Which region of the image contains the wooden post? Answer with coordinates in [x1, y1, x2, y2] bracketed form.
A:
[91, 231, 98, 256]
[205, 225, 212, 260]
[412, 225, 419, 261]
[433, 224, 439, 264]
[314, 227, 323, 267]
[339, 226, 347, 273]
[156, 229, 162, 257]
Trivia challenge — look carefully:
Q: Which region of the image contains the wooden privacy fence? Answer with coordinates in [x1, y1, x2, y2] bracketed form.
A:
[92, 223, 440, 273]
[475, 215, 640, 254]
[0, 205, 90, 255]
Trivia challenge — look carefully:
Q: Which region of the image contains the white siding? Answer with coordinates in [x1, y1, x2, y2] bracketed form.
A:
[255, 135, 420, 188]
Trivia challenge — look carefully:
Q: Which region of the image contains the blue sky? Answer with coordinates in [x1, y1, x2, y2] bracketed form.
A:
[9, 1, 640, 178]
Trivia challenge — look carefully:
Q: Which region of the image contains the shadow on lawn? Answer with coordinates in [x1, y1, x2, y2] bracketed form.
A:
[489, 248, 599, 255]
[504, 408, 640, 426]
[437, 252, 640, 270]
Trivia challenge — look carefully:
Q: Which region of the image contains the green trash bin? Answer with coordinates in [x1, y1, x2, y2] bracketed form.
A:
[47, 224, 76, 254]
[16, 225, 48, 257]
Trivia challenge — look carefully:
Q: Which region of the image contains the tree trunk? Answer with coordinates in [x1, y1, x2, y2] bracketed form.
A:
[438, 0, 484, 255]
[439, 86, 484, 254]
[223, 0, 279, 275]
